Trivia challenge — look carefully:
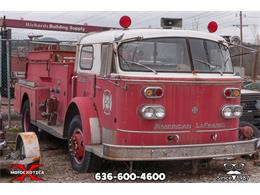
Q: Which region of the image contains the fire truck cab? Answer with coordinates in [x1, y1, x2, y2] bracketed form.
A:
[14, 26, 260, 172]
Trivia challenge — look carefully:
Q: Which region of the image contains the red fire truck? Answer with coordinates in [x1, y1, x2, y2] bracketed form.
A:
[14, 17, 260, 172]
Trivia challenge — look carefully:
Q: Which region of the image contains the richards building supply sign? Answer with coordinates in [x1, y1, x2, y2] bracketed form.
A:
[0, 18, 112, 33]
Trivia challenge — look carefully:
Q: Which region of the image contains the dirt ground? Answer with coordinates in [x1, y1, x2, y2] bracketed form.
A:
[1, 126, 260, 183]
[0, 99, 260, 183]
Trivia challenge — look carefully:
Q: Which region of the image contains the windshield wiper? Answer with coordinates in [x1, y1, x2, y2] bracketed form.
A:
[223, 56, 231, 67]
[194, 59, 223, 75]
[118, 54, 158, 74]
[194, 59, 221, 69]
[126, 60, 158, 74]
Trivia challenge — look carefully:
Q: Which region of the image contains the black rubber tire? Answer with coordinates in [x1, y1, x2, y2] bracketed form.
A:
[21, 100, 38, 133]
[240, 121, 260, 138]
[68, 115, 102, 173]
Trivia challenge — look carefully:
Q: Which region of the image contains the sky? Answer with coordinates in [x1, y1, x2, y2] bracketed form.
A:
[1, 11, 260, 43]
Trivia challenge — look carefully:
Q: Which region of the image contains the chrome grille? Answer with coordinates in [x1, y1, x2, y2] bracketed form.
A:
[241, 94, 260, 111]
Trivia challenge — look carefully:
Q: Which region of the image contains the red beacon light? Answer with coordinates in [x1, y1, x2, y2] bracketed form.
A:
[119, 16, 132, 29]
[207, 21, 218, 33]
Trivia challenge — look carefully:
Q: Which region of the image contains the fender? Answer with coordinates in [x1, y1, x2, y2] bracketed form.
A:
[64, 97, 101, 145]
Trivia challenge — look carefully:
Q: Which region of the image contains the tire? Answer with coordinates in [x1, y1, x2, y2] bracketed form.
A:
[68, 115, 102, 173]
[21, 100, 38, 133]
[240, 121, 260, 138]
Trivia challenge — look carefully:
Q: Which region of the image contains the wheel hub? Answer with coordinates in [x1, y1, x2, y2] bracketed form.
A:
[70, 129, 84, 163]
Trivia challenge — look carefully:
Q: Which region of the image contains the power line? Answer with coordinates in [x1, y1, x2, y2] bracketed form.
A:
[75, 12, 110, 24]
[134, 11, 173, 26]
[184, 12, 236, 30]
[184, 12, 232, 23]
[183, 11, 211, 21]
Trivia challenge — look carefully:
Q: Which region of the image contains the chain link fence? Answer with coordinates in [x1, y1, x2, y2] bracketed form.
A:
[0, 38, 76, 98]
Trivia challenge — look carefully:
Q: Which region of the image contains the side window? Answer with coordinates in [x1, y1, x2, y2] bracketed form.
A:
[100, 44, 113, 76]
[80, 45, 93, 70]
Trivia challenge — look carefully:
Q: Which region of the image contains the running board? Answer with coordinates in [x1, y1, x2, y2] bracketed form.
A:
[32, 120, 66, 139]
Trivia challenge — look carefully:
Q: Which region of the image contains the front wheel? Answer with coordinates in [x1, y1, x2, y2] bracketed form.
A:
[21, 100, 38, 133]
[68, 115, 102, 173]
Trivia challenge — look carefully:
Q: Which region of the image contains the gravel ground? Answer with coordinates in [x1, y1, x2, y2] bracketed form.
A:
[0, 99, 260, 183]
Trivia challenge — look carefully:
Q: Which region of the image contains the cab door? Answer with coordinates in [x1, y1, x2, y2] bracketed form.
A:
[75, 44, 100, 98]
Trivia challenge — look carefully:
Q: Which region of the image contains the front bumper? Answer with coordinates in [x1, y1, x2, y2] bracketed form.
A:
[87, 138, 260, 161]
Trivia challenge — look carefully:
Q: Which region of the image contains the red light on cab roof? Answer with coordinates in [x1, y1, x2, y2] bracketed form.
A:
[119, 16, 132, 29]
[207, 21, 218, 33]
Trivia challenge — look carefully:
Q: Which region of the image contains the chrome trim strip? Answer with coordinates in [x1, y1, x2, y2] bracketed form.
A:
[89, 117, 101, 144]
[116, 128, 191, 134]
[18, 79, 37, 88]
[110, 128, 238, 134]
[195, 128, 237, 133]
[120, 79, 240, 84]
[97, 77, 241, 85]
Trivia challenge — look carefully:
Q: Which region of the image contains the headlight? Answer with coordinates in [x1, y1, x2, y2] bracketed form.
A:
[140, 105, 166, 120]
[154, 107, 166, 118]
[143, 107, 155, 119]
[233, 106, 243, 117]
[222, 106, 233, 118]
[221, 105, 243, 119]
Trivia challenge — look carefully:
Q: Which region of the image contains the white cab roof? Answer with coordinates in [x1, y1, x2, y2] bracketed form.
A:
[80, 29, 226, 45]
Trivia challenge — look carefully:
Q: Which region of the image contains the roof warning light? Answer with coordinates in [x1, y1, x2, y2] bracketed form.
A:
[207, 21, 218, 33]
[119, 16, 132, 29]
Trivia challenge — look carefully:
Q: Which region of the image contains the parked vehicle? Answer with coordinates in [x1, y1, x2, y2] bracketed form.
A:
[241, 89, 260, 132]
[243, 81, 260, 91]
[14, 17, 260, 173]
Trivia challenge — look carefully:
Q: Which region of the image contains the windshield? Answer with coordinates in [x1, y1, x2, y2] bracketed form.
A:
[190, 38, 233, 73]
[118, 38, 191, 72]
[118, 37, 233, 73]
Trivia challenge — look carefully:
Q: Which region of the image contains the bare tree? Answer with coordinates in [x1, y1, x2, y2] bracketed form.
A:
[251, 24, 259, 45]
[192, 17, 200, 31]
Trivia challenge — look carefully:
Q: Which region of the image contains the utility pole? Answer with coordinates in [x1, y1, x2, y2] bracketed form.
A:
[233, 11, 248, 73]
[239, 11, 243, 70]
